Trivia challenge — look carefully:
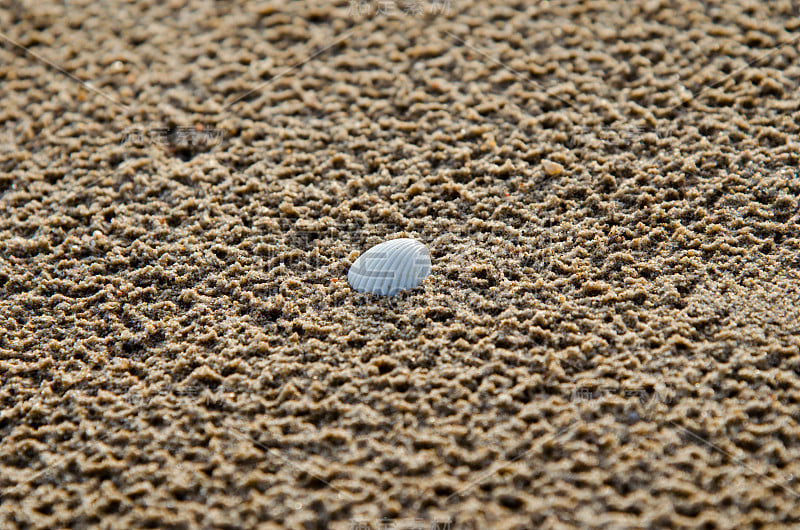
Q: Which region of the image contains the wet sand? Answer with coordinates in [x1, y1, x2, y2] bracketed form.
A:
[1, 1, 800, 528]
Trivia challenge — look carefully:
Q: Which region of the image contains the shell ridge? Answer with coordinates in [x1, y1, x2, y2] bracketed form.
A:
[348, 249, 376, 293]
[360, 247, 389, 294]
[408, 243, 431, 292]
[394, 241, 422, 294]
[385, 240, 418, 295]
[361, 240, 401, 294]
[371, 240, 399, 296]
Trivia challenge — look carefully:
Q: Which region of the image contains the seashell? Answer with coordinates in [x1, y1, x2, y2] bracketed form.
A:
[348, 238, 431, 296]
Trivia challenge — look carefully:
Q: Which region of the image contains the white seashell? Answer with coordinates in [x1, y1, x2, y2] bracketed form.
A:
[347, 238, 431, 296]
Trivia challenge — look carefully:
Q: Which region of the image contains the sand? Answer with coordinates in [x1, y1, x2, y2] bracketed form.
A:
[2, 0, 800, 528]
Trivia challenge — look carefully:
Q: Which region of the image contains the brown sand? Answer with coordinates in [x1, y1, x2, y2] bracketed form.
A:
[2, 0, 800, 528]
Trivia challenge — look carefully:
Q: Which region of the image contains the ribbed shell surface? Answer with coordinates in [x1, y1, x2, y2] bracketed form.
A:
[347, 238, 431, 296]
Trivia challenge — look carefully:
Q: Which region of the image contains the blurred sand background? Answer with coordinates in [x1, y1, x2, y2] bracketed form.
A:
[2, 0, 800, 528]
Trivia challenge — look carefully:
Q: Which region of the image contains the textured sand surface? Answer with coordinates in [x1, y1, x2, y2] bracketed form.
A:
[2, 0, 800, 528]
